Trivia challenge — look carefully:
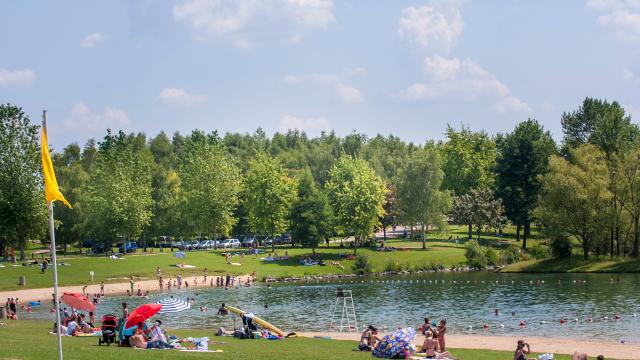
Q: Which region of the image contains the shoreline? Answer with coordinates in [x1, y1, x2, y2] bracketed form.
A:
[0, 274, 253, 304]
[300, 332, 638, 360]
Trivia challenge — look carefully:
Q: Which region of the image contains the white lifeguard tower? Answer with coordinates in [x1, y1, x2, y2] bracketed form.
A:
[329, 288, 358, 333]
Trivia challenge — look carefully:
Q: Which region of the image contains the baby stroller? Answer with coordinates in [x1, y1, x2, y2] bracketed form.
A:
[98, 314, 118, 346]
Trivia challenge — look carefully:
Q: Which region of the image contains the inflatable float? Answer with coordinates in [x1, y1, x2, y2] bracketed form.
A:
[224, 305, 285, 337]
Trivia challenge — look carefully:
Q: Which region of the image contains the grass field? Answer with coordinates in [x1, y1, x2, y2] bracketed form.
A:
[0, 320, 588, 360]
[0, 241, 467, 291]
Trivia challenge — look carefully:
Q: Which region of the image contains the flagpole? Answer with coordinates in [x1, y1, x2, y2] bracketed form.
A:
[44, 110, 64, 360]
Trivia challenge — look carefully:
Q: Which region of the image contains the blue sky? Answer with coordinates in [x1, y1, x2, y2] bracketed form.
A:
[1, 0, 639, 149]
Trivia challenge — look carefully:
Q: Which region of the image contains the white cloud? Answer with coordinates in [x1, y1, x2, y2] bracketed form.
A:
[335, 83, 363, 103]
[494, 96, 532, 114]
[80, 33, 107, 48]
[173, 0, 334, 47]
[279, 114, 330, 134]
[399, 56, 529, 114]
[64, 102, 130, 133]
[401, 57, 509, 100]
[398, 1, 464, 54]
[282, 70, 364, 104]
[0, 68, 36, 87]
[157, 87, 208, 107]
[540, 100, 556, 112]
[622, 67, 637, 80]
[589, 1, 640, 42]
[597, 10, 640, 41]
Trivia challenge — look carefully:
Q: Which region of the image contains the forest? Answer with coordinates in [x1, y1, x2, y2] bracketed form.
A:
[1, 97, 639, 262]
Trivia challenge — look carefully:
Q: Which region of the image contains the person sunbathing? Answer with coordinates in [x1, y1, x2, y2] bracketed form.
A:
[422, 331, 439, 358]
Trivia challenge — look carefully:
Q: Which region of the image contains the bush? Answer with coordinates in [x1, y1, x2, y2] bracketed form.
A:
[528, 243, 550, 259]
[499, 245, 522, 265]
[550, 236, 572, 259]
[352, 254, 372, 275]
[484, 247, 498, 266]
[464, 240, 487, 269]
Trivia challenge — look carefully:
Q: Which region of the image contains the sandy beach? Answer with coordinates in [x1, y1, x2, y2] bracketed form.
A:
[0, 273, 253, 304]
[301, 332, 637, 360]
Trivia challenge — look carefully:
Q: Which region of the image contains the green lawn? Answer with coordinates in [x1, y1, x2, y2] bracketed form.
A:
[502, 256, 640, 273]
[0, 320, 590, 360]
[0, 242, 467, 291]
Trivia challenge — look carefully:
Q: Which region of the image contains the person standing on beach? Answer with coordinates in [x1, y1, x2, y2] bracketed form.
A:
[129, 276, 135, 293]
[100, 281, 105, 296]
[203, 268, 208, 282]
[156, 267, 161, 279]
[177, 274, 182, 290]
[437, 319, 447, 351]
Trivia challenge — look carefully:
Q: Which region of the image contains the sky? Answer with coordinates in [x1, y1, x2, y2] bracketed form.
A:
[1, 0, 639, 149]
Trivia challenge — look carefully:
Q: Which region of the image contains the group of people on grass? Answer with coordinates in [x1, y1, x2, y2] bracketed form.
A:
[53, 309, 96, 336]
[359, 317, 453, 359]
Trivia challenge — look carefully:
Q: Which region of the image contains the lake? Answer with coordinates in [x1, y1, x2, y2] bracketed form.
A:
[27, 272, 640, 342]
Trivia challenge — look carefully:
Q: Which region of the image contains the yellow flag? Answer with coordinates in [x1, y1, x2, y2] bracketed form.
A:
[41, 126, 72, 208]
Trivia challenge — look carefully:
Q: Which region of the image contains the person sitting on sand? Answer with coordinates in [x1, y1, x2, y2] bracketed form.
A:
[358, 325, 380, 351]
[422, 331, 439, 358]
[514, 340, 535, 360]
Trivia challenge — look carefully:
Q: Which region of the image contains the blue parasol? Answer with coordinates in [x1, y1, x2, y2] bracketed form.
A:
[372, 327, 416, 358]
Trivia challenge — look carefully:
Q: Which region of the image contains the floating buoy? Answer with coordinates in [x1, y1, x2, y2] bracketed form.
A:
[540, 320, 546, 324]
[468, 325, 473, 329]
[560, 319, 566, 324]
[483, 324, 489, 330]
[633, 313, 637, 317]
[574, 318, 579, 322]
[500, 324, 505, 328]
[604, 316, 609, 321]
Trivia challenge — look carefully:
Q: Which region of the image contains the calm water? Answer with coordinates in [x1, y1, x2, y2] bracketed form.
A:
[28, 272, 640, 342]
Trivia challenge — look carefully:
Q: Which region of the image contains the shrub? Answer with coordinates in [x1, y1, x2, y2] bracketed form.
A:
[464, 240, 487, 269]
[550, 236, 572, 259]
[499, 245, 522, 265]
[528, 243, 550, 259]
[352, 254, 372, 275]
[484, 247, 498, 266]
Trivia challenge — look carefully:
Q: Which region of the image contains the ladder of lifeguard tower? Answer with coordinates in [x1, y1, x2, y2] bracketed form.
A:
[329, 289, 358, 333]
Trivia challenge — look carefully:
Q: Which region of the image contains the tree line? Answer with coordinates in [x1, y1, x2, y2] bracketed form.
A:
[1, 97, 638, 260]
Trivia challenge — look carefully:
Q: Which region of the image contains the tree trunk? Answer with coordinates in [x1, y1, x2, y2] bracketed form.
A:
[19, 238, 25, 261]
[583, 240, 590, 259]
[467, 223, 472, 240]
[632, 216, 640, 258]
[422, 224, 426, 250]
[615, 226, 620, 258]
[522, 223, 529, 250]
[383, 227, 387, 243]
[353, 236, 358, 255]
[516, 223, 521, 242]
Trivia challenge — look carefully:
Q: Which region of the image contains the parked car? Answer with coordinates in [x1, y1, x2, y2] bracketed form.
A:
[197, 240, 216, 250]
[220, 239, 241, 249]
[173, 241, 184, 249]
[242, 236, 256, 247]
[263, 237, 273, 247]
[91, 243, 107, 254]
[118, 242, 138, 253]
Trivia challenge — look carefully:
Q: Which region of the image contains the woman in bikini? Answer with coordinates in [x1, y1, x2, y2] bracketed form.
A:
[358, 325, 380, 351]
[514, 340, 535, 360]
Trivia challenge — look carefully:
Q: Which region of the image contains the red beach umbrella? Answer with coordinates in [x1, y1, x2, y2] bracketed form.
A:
[125, 303, 162, 328]
[61, 292, 95, 312]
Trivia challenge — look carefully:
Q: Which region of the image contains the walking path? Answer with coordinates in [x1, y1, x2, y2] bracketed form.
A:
[0, 274, 253, 303]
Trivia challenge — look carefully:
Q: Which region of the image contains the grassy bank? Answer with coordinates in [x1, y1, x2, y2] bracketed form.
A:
[0, 241, 467, 291]
[502, 256, 640, 273]
[0, 320, 588, 360]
